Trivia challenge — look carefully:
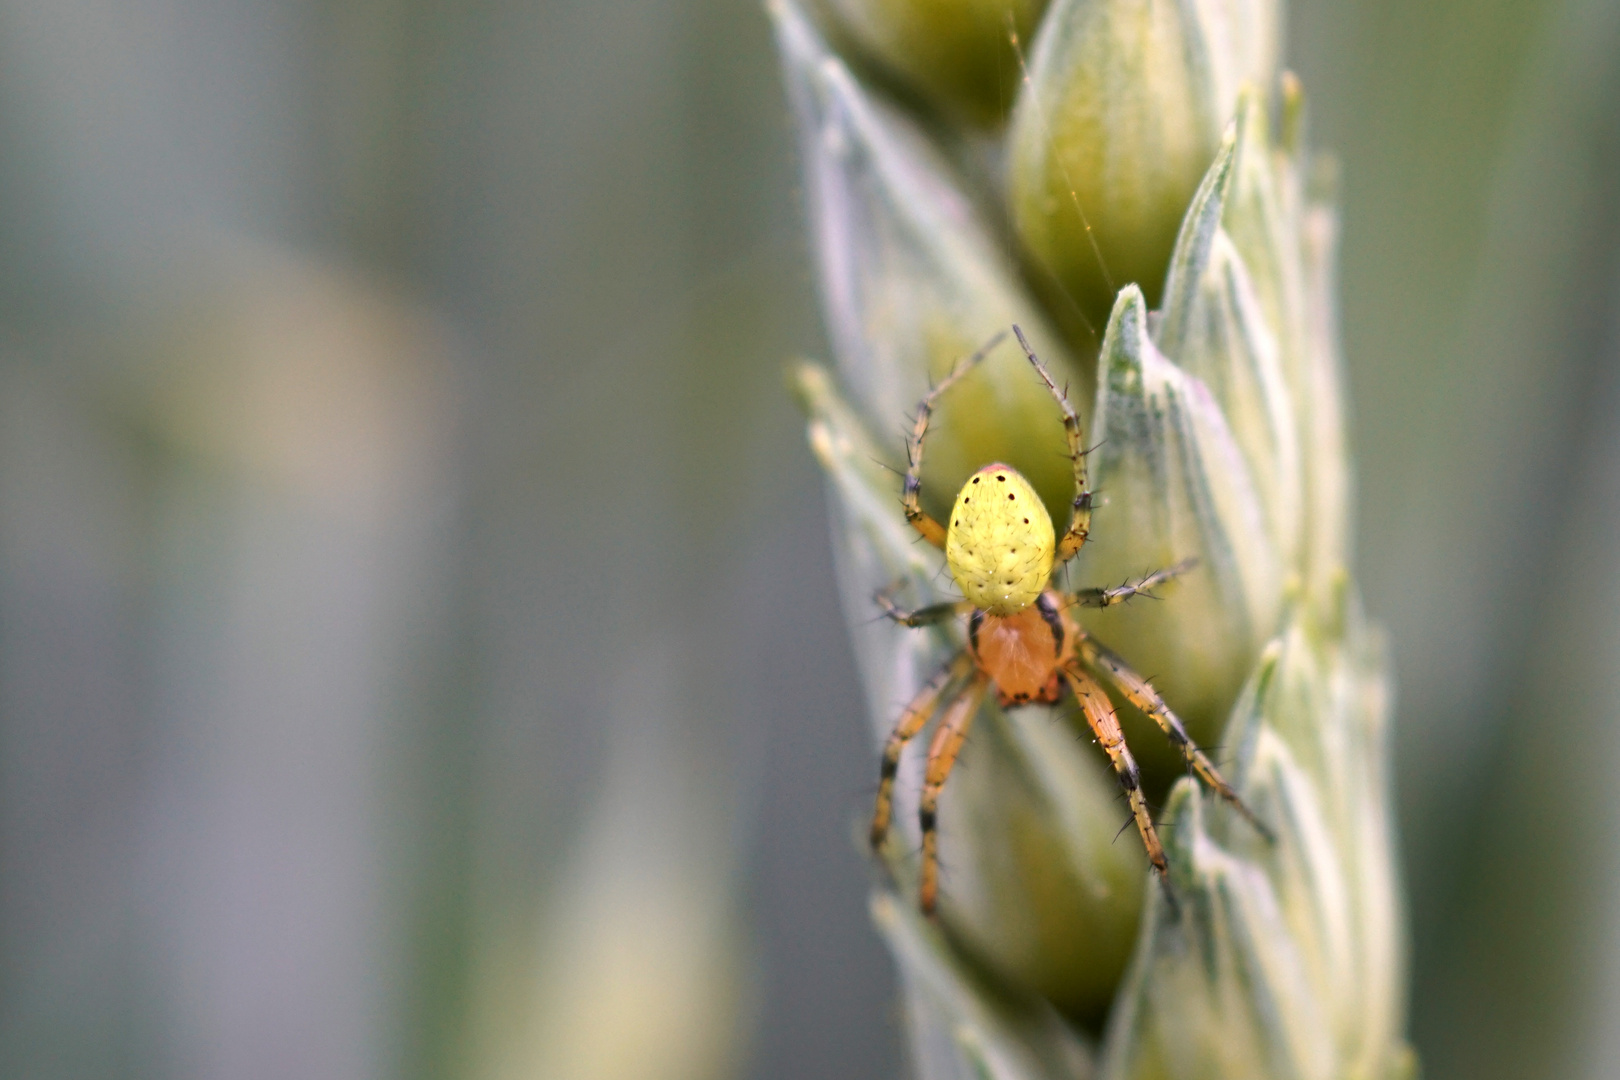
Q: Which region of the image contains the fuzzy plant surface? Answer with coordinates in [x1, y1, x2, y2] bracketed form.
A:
[771, 0, 1415, 1076]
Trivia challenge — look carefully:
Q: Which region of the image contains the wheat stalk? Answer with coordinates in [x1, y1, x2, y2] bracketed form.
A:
[772, 0, 1414, 1075]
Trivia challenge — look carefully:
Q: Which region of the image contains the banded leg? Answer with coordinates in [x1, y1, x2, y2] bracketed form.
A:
[918, 672, 990, 914]
[1013, 324, 1092, 563]
[901, 331, 1007, 548]
[1060, 664, 1173, 901]
[873, 587, 975, 627]
[1080, 638, 1275, 842]
[1070, 558, 1199, 609]
[871, 650, 975, 849]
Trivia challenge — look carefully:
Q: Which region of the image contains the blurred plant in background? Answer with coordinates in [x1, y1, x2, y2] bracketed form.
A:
[776, 0, 1414, 1073]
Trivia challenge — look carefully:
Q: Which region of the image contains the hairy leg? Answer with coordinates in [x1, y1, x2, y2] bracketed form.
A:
[873, 586, 975, 627]
[870, 650, 975, 849]
[917, 673, 990, 914]
[1068, 558, 1199, 609]
[1080, 637, 1274, 842]
[901, 331, 1006, 548]
[1061, 664, 1175, 906]
[1013, 324, 1092, 563]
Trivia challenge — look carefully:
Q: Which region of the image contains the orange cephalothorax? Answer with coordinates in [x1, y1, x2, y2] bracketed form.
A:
[968, 592, 1077, 705]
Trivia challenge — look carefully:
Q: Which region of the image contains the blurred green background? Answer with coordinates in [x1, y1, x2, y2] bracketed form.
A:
[0, 2, 1616, 1079]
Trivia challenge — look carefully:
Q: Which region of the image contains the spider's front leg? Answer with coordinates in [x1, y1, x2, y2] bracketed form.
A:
[1080, 637, 1275, 843]
[900, 331, 1005, 548]
[1014, 325, 1092, 564]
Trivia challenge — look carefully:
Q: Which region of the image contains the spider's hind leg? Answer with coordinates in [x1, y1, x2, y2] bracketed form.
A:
[1081, 637, 1275, 843]
[870, 650, 974, 850]
[1060, 663, 1175, 906]
[917, 672, 990, 915]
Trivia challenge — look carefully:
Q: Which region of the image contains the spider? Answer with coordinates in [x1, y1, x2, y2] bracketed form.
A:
[869, 325, 1273, 915]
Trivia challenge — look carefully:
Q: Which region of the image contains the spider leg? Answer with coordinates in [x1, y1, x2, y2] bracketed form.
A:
[871, 650, 975, 849]
[918, 671, 991, 914]
[1013, 325, 1091, 564]
[873, 586, 975, 627]
[1079, 637, 1275, 842]
[902, 331, 1007, 548]
[1070, 558, 1199, 608]
[1060, 663, 1175, 906]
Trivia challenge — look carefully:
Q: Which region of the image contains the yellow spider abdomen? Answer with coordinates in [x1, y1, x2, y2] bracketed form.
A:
[945, 464, 1055, 615]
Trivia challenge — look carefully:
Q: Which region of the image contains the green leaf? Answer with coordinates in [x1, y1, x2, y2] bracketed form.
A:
[1296, 192, 1352, 608]
[873, 892, 1096, 1080]
[792, 361, 940, 734]
[1007, 0, 1276, 325]
[819, 0, 1052, 127]
[1158, 110, 1303, 575]
[1156, 123, 1239, 351]
[1100, 602, 1410, 1080]
[1081, 285, 1282, 736]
